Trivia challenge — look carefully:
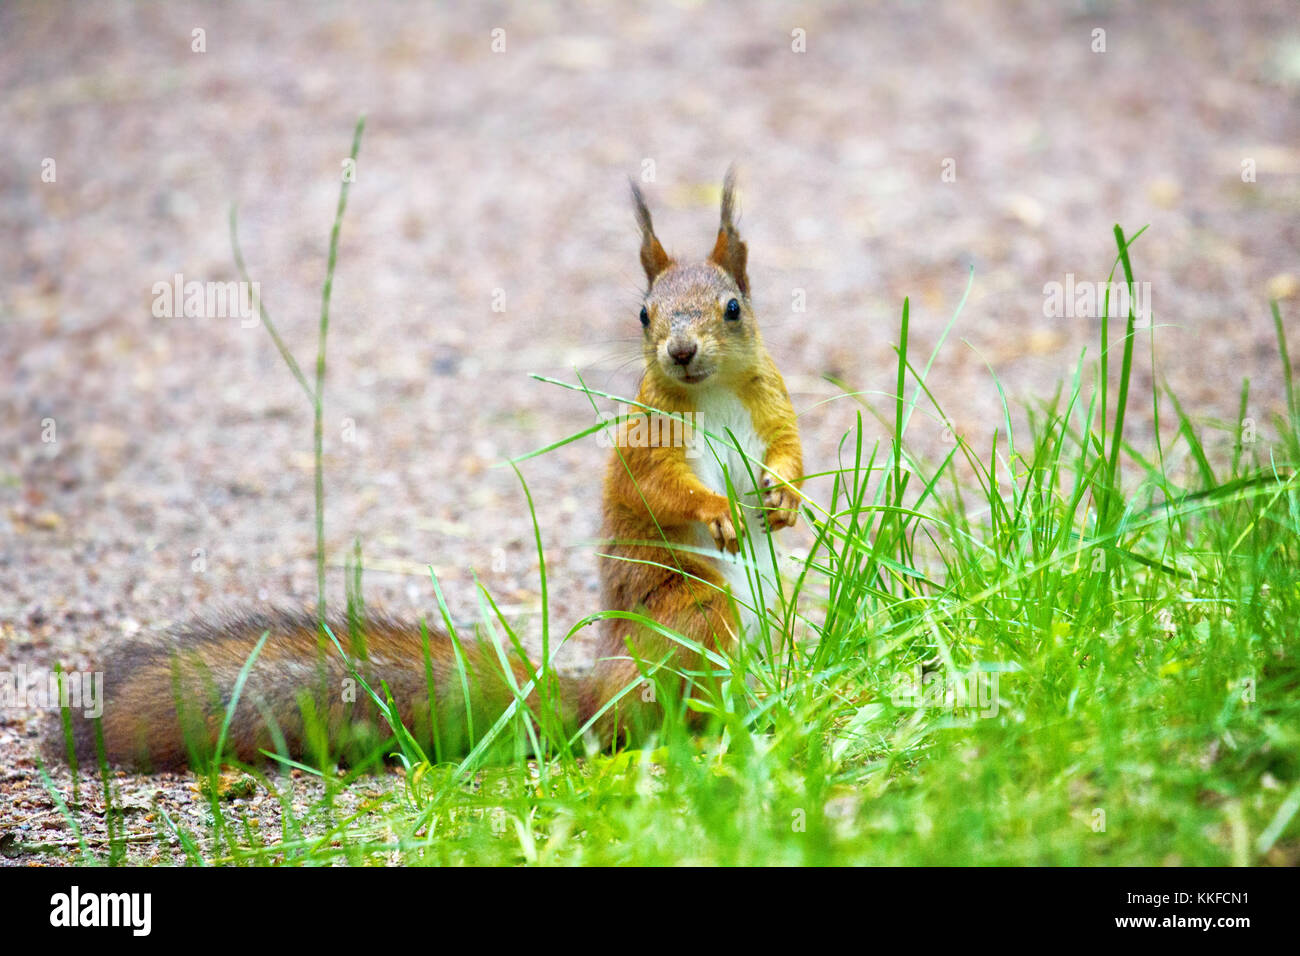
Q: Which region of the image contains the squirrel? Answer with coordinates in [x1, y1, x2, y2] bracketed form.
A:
[58, 169, 804, 770]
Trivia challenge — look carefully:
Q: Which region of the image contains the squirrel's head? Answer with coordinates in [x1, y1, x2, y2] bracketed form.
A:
[631, 167, 762, 392]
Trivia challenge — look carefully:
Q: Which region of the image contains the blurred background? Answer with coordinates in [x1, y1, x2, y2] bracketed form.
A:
[1, 0, 1297, 684]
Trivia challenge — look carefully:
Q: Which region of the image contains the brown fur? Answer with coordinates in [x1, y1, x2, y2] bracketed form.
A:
[56, 170, 802, 769]
[59, 608, 579, 769]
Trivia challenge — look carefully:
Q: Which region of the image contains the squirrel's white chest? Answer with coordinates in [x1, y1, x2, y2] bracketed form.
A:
[688, 390, 766, 505]
[687, 390, 776, 635]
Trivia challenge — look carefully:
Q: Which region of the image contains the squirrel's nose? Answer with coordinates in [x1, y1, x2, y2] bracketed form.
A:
[668, 340, 697, 366]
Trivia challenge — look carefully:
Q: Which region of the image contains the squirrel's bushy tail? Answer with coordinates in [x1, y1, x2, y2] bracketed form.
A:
[57, 609, 589, 770]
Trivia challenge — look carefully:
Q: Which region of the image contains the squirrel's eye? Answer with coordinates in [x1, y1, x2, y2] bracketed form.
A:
[639, 306, 650, 328]
[724, 298, 741, 321]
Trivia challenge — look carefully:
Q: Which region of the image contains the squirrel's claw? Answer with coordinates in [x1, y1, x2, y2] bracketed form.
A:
[762, 476, 800, 531]
[708, 514, 741, 554]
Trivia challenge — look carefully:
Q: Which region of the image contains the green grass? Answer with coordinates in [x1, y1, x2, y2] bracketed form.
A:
[50, 122, 1300, 866]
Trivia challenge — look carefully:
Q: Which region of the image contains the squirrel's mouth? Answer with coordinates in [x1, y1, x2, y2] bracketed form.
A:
[658, 354, 715, 385]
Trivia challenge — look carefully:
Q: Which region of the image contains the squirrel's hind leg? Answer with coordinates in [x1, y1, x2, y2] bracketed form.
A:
[587, 565, 738, 746]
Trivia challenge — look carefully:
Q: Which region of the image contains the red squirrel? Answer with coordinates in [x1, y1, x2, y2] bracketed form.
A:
[62, 169, 804, 768]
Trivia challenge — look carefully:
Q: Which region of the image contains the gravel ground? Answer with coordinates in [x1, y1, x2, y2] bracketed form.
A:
[1, 0, 1298, 864]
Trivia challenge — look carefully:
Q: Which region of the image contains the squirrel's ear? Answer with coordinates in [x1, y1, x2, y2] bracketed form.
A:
[630, 181, 672, 286]
[708, 166, 749, 295]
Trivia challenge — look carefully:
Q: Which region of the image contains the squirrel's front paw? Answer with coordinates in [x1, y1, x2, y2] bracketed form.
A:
[761, 476, 801, 531]
[707, 512, 742, 554]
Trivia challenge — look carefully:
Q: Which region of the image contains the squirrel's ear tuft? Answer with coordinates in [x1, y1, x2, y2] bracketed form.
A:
[708, 165, 749, 295]
[630, 180, 672, 286]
